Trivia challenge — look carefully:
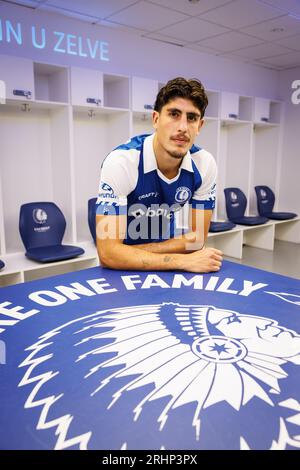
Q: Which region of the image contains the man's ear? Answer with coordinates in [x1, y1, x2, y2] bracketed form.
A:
[152, 110, 159, 129]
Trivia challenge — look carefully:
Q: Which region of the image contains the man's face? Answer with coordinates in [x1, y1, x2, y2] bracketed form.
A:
[152, 97, 204, 160]
[207, 308, 300, 358]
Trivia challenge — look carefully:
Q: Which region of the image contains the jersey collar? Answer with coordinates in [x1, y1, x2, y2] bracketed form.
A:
[143, 134, 193, 174]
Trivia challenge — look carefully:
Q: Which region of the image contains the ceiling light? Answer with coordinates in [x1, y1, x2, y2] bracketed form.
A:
[188, 0, 200, 4]
[270, 27, 284, 33]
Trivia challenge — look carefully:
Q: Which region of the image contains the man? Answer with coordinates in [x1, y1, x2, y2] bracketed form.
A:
[96, 77, 223, 273]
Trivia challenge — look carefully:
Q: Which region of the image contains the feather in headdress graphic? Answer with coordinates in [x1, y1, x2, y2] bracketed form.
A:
[18, 303, 300, 450]
[265, 292, 300, 306]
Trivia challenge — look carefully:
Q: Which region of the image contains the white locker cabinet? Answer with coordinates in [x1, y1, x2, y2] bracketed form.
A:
[132, 112, 154, 137]
[0, 54, 34, 101]
[73, 108, 131, 243]
[253, 97, 270, 123]
[132, 77, 158, 113]
[205, 90, 219, 119]
[71, 66, 103, 107]
[195, 118, 219, 169]
[238, 96, 253, 121]
[34, 63, 69, 103]
[220, 91, 239, 120]
[0, 103, 74, 254]
[103, 74, 130, 109]
[270, 101, 282, 124]
[219, 122, 253, 219]
[249, 125, 281, 214]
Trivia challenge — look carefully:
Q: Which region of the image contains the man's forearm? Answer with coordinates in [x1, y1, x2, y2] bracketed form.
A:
[133, 232, 204, 254]
[97, 240, 223, 273]
[98, 241, 185, 271]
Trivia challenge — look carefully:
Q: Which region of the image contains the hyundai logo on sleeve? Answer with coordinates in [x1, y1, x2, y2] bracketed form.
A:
[100, 182, 114, 193]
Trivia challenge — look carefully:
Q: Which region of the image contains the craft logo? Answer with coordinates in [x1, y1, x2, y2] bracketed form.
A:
[291, 80, 300, 105]
[0, 80, 5, 105]
[138, 192, 159, 200]
[17, 302, 300, 450]
[175, 187, 192, 203]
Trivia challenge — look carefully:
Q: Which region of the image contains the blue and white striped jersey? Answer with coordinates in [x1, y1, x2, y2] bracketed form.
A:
[96, 133, 216, 245]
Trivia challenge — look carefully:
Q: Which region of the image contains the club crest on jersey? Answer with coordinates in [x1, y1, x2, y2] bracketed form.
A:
[175, 186, 192, 203]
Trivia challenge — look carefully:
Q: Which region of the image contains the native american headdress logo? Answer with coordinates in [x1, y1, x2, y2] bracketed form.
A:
[18, 303, 300, 450]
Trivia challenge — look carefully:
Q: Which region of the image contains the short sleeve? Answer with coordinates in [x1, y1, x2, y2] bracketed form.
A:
[191, 149, 217, 210]
[96, 150, 138, 216]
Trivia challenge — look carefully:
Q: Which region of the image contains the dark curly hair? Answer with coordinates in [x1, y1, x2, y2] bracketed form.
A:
[154, 77, 208, 118]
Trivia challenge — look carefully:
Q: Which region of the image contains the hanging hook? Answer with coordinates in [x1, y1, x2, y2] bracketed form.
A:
[21, 103, 31, 112]
[88, 109, 96, 118]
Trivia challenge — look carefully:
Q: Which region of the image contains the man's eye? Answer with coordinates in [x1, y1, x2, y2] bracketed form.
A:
[188, 115, 197, 122]
[227, 315, 241, 325]
[170, 111, 179, 117]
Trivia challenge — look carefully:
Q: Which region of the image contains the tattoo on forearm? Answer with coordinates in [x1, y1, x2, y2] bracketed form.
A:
[164, 256, 171, 263]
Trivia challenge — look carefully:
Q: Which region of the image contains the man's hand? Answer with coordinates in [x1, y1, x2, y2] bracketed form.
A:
[181, 247, 223, 273]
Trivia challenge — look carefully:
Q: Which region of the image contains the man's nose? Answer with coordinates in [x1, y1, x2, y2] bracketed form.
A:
[178, 115, 188, 132]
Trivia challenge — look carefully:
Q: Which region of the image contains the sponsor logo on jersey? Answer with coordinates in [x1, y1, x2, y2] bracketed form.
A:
[129, 203, 182, 219]
[130, 206, 172, 219]
[100, 182, 114, 193]
[98, 181, 118, 200]
[97, 194, 117, 200]
[138, 192, 159, 200]
[209, 183, 216, 197]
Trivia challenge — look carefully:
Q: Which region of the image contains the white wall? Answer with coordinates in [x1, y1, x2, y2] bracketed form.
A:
[278, 67, 300, 214]
[0, 2, 280, 99]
